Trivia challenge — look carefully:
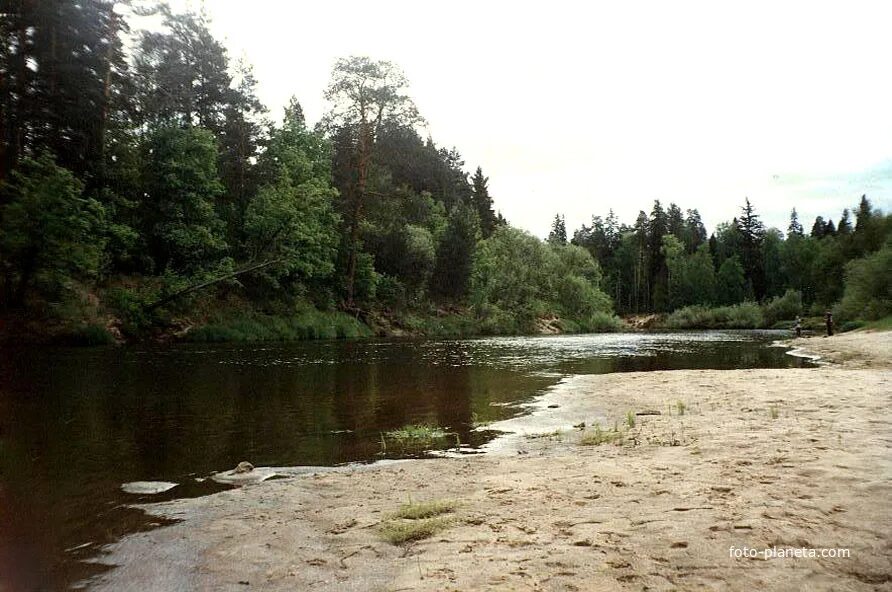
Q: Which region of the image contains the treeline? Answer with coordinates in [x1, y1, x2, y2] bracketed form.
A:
[0, 2, 618, 340]
[560, 196, 891, 324]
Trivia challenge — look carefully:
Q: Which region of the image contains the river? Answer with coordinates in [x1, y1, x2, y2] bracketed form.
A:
[0, 330, 809, 589]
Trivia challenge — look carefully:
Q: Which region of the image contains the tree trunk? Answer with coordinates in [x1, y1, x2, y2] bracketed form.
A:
[344, 120, 372, 308]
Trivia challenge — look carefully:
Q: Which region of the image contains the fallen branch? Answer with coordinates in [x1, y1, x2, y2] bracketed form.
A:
[146, 259, 283, 311]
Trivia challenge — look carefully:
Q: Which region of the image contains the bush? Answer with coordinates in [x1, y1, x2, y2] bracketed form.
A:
[762, 289, 803, 326]
[664, 302, 764, 329]
[833, 242, 892, 323]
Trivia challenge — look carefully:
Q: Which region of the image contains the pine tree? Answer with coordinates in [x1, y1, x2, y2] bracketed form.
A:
[548, 214, 567, 245]
[788, 208, 804, 236]
[837, 209, 852, 235]
[471, 167, 497, 238]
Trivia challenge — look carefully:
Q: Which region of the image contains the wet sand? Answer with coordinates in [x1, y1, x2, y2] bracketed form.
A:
[89, 330, 891, 591]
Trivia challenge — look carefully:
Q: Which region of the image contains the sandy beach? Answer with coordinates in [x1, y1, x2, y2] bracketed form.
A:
[90, 331, 892, 591]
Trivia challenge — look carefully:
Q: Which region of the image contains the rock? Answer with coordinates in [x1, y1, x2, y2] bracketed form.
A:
[121, 481, 178, 495]
[234, 461, 255, 474]
[212, 466, 277, 485]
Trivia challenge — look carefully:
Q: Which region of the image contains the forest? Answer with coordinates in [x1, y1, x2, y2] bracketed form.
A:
[1, 1, 889, 343]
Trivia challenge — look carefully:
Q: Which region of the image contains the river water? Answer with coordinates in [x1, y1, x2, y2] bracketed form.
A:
[0, 330, 809, 589]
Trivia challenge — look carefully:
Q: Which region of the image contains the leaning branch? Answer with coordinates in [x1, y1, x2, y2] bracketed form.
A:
[145, 258, 283, 311]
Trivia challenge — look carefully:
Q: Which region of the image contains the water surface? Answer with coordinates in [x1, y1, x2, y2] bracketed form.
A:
[0, 330, 808, 589]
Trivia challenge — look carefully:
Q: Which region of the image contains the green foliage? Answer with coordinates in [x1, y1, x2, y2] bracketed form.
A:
[834, 242, 892, 322]
[187, 310, 372, 342]
[470, 228, 614, 331]
[0, 155, 106, 305]
[244, 117, 339, 291]
[716, 256, 747, 306]
[664, 302, 764, 329]
[431, 203, 480, 300]
[140, 126, 227, 274]
[471, 227, 555, 329]
[762, 289, 803, 326]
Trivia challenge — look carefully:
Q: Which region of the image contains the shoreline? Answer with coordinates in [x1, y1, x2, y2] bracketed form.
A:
[87, 330, 891, 591]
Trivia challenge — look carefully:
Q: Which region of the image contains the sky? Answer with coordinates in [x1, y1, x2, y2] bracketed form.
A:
[166, 0, 892, 238]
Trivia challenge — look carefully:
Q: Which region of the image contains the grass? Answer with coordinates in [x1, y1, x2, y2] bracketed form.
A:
[676, 401, 687, 416]
[187, 310, 373, 342]
[393, 499, 458, 520]
[861, 315, 892, 331]
[626, 410, 636, 428]
[579, 423, 622, 446]
[383, 424, 448, 444]
[379, 517, 455, 545]
[769, 406, 779, 419]
[379, 499, 458, 545]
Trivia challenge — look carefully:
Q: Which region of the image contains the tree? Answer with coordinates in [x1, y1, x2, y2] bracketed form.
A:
[788, 208, 804, 236]
[140, 126, 227, 274]
[0, 0, 133, 183]
[811, 216, 827, 238]
[716, 256, 746, 305]
[431, 203, 480, 300]
[321, 56, 422, 307]
[738, 198, 765, 299]
[243, 112, 339, 293]
[471, 167, 497, 238]
[548, 214, 567, 245]
[134, 7, 232, 133]
[0, 154, 105, 305]
[834, 241, 892, 321]
[219, 60, 268, 237]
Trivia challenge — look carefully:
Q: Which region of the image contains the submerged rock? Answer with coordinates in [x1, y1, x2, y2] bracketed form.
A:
[121, 481, 178, 495]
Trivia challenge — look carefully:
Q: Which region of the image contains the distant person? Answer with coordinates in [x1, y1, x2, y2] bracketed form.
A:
[794, 316, 802, 338]
[825, 311, 833, 337]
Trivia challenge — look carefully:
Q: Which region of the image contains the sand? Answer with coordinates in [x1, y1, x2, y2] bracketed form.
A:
[89, 330, 892, 591]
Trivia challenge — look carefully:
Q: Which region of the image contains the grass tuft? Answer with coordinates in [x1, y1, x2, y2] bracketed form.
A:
[383, 424, 448, 444]
[378, 517, 454, 545]
[392, 499, 458, 520]
[579, 423, 621, 446]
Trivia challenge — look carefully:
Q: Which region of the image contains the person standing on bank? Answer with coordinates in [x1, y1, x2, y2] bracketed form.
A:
[794, 316, 802, 338]
[825, 311, 833, 337]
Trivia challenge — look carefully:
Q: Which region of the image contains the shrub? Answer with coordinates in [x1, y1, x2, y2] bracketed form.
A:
[833, 242, 892, 322]
[762, 289, 803, 326]
[664, 302, 763, 329]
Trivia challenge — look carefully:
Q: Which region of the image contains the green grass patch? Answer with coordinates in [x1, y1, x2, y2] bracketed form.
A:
[383, 424, 447, 443]
[392, 499, 458, 520]
[187, 310, 373, 342]
[379, 499, 459, 545]
[378, 516, 454, 545]
[579, 423, 622, 446]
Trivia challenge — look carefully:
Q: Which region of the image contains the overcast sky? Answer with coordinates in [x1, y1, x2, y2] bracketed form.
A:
[167, 0, 892, 238]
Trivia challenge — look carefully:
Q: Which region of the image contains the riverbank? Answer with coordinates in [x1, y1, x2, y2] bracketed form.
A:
[88, 330, 891, 591]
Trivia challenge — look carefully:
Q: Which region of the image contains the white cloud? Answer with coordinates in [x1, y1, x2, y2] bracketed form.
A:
[167, 0, 892, 236]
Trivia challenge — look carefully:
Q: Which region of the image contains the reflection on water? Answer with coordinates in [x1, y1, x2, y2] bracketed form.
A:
[0, 330, 808, 589]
